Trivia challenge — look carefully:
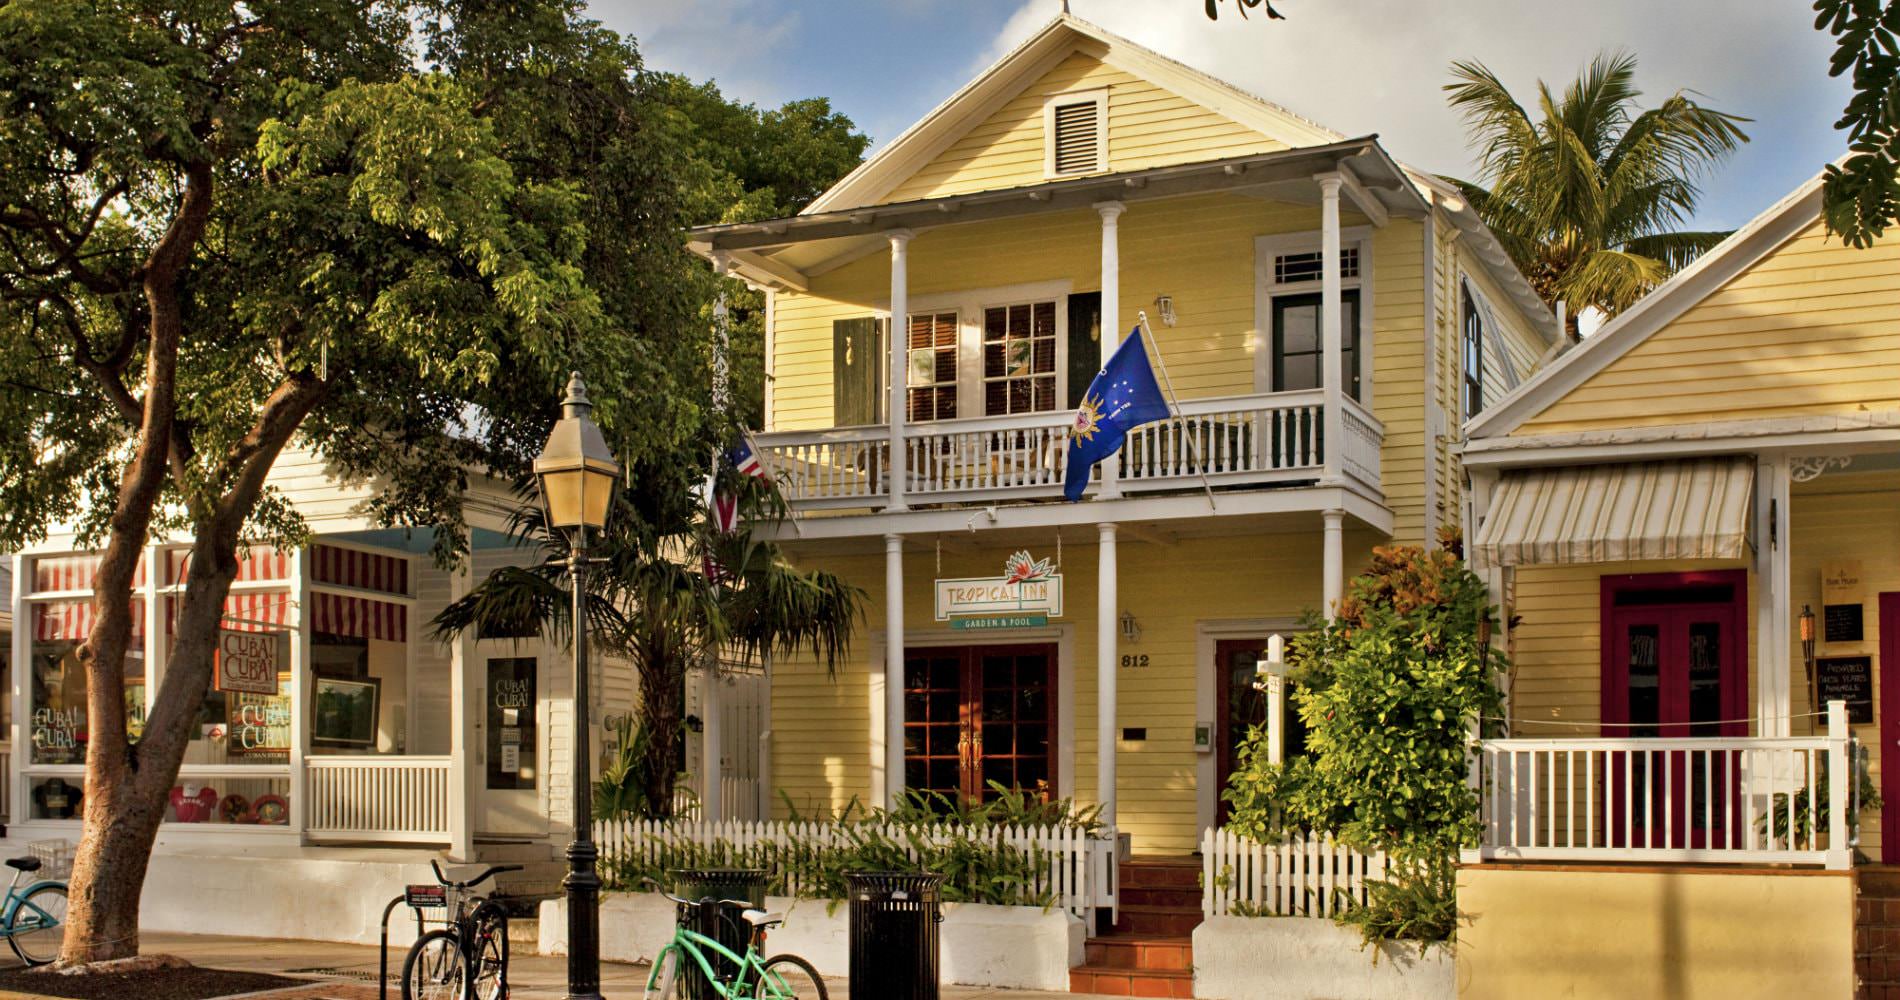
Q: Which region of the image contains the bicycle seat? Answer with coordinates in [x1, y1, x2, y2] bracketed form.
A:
[5, 858, 41, 873]
[740, 909, 783, 928]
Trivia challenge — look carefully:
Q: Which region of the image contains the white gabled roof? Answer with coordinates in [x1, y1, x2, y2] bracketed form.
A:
[1464, 169, 1831, 442]
[803, 13, 1341, 215]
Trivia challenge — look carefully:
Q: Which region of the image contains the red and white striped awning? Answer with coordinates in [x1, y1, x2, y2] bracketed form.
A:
[168, 546, 290, 585]
[32, 554, 147, 594]
[311, 545, 408, 596]
[35, 599, 144, 642]
[166, 593, 295, 635]
[310, 591, 407, 642]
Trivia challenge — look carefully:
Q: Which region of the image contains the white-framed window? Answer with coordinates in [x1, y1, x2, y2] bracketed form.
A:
[982, 300, 1059, 415]
[1253, 229, 1374, 403]
[1462, 283, 1486, 421]
[1043, 89, 1108, 177]
[906, 311, 959, 422]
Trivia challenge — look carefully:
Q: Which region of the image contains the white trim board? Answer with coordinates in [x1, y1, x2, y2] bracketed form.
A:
[1463, 172, 1829, 442]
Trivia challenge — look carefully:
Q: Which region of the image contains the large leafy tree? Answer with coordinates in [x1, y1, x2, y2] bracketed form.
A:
[1814, 0, 1900, 247]
[0, 0, 711, 964]
[1444, 53, 1749, 338]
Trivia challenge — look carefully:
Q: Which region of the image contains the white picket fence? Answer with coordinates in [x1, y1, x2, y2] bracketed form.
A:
[596, 817, 1117, 922]
[1201, 826, 1387, 918]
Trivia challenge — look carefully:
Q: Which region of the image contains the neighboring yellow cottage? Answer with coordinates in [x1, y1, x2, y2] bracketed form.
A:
[1458, 168, 1898, 999]
[687, 11, 1555, 865]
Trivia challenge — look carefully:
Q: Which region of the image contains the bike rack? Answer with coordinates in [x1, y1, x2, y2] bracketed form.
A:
[379, 894, 428, 1000]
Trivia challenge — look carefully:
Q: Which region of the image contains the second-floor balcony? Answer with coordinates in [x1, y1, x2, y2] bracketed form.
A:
[755, 388, 1383, 510]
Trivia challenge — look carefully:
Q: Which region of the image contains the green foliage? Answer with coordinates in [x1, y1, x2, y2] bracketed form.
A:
[1756, 747, 1884, 848]
[1222, 543, 1504, 946]
[1443, 52, 1749, 332]
[595, 714, 681, 821]
[601, 785, 1100, 909]
[1814, 0, 1900, 247]
[1332, 857, 1458, 953]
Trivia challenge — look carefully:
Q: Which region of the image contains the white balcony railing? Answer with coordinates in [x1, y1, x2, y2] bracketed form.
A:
[757, 390, 1377, 509]
[1470, 701, 1855, 869]
[305, 755, 453, 844]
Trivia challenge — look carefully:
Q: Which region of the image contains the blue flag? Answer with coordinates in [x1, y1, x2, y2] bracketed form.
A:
[1064, 327, 1171, 501]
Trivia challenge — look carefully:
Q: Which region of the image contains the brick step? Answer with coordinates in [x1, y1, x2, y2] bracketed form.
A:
[1084, 934, 1192, 971]
[1120, 885, 1203, 910]
[1116, 905, 1205, 937]
[1861, 867, 1900, 894]
[1119, 859, 1202, 891]
[1069, 964, 1194, 998]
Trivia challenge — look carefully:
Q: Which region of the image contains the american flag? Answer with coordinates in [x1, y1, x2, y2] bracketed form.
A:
[725, 436, 769, 481]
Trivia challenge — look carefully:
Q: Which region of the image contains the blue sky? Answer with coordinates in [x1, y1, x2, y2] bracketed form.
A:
[586, 0, 1854, 231]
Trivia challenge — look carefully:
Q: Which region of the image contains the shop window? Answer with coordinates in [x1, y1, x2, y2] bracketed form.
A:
[309, 630, 408, 755]
[30, 639, 143, 766]
[165, 776, 292, 825]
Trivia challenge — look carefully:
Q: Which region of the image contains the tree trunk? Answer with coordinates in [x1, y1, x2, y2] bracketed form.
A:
[636, 628, 687, 819]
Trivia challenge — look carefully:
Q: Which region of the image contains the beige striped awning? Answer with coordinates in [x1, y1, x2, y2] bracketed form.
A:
[1471, 456, 1755, 570]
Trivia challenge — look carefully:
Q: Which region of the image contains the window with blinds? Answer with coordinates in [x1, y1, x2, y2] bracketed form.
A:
[1046, 92, 1105, 176]
[907, 311, 959, 421]
[983, 301, 1058, 415]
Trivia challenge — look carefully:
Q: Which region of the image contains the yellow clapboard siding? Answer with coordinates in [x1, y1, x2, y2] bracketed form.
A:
[880, 52, 1285, 204]
[1523, 220, 1900, 433]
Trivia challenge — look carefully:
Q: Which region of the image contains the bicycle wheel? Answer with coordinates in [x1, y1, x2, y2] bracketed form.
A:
[7, 882, 67, 966]
[641, 945, 681, 1000]
[470, 903, 509, 1000]
[402, 929, 468, 1000]
[752, 954, 828, 1000]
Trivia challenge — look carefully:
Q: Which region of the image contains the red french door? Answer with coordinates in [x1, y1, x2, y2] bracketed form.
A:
[1602, 572, 1747, 849]
[903, 644, 1056, 803]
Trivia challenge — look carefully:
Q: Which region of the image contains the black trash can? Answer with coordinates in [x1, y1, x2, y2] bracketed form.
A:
[845, 871, 943, 1000]
[669, 867, 768, 1000]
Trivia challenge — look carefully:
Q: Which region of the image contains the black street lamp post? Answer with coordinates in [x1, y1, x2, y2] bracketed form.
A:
[533, 372, 621, 1000]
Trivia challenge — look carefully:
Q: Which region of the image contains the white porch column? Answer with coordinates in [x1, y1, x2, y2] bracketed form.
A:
[1097, 522, 1119, 826]
[1095, 202, 1126, 499]
[887, 231, 914, 512]
[447, 558, 475, 860]
[1755, 455, 1794, 737]
[1322, 509, 1345, 622]
[883, 533, 906, 807]
[1317, 174, 1345, 485]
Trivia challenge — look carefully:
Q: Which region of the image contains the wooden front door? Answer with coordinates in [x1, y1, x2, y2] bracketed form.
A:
[1214, 639, 1308, 823]
[903, 644, 1056, 803]
[1602, 571, 1747, 848]
[1879, 594, 1900, 856]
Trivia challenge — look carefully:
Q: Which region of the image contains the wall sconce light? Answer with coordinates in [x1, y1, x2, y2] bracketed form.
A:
[1119, 610, 1142, 643]
[1154, 295, 1177, 327]
[684, 714, 704, 734]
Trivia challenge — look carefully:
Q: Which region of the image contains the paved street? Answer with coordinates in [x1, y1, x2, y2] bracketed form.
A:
[0, 933, 1123, 1000]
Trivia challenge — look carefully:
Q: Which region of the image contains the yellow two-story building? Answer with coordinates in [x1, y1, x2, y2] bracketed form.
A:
[688, 12, 1555, 866]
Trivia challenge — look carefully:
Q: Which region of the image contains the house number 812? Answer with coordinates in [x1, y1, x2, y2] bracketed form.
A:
[1120, 654, 1150, 668]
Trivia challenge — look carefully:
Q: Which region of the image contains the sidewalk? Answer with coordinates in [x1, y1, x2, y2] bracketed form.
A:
[78, 933, 1128, 1000]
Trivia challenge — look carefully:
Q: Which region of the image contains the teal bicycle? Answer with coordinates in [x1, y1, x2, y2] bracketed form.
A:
[641, 880, 827, 1000]
[0, 856, 67, 966]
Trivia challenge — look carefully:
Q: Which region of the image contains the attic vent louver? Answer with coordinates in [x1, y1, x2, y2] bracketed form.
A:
[1050, 97, 1104, 175]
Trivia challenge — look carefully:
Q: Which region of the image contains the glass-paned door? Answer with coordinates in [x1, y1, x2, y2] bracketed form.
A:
[1604, 576, 1744, 850]
[903, 644, 1056, 803]
[1215, 639, 1307, 823]
[1270, 290, 1360, 401]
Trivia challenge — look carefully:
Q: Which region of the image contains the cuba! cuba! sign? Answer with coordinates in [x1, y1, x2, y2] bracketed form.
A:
[217, 628, 286, 695]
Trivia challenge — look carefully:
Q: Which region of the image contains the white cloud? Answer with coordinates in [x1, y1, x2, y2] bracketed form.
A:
[983, 0, 1852, 226]
[587, 0, 802, 105]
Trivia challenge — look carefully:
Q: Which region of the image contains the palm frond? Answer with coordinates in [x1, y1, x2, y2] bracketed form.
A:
[1619, 230, 1732, 274]
[1557, 247, 1670, 316]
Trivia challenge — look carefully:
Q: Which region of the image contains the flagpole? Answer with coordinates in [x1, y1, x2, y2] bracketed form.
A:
[1136, 311, 1217, 511]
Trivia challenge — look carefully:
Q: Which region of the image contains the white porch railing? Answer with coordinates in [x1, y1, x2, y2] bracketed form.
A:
[1201, 826, 1387, 918]
[1471, 702, 1855, 869]
[755, 390, 1373, 508]
[305, 755, 453, 844]
[597, 817, 1117, 923]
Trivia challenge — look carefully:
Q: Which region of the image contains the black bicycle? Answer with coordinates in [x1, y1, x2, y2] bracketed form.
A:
[400, 860, 521, 1000]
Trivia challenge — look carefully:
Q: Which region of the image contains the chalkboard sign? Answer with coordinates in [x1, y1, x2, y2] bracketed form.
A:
[1816, 655, 1874, 724]
[1825, 603, 1864, 644]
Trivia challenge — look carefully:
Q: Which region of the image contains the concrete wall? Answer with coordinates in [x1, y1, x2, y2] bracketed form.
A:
[138, 848, 439, 948]
[1193, 916, 1453, 1000]
[540, 892, 1084, 991]
[1456, 864, 1856, 1000]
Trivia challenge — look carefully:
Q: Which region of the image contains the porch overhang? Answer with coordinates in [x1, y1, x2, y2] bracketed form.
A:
[688, 137, 1425, 290]
[1469, 456, 1754, 570]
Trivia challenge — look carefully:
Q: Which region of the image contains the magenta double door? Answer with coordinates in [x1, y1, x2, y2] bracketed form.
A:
[1602, 572, 1747, 849]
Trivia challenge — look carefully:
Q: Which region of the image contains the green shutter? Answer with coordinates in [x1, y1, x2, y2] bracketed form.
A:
[833, 317, 883, 426]
[1066, 292, 1102, 408]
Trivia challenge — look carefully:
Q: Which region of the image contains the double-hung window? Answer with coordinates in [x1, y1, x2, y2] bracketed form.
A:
[1462, 286, 1486, 421]
[907, 311, 959, 422]
[983, 301, 1058, 415]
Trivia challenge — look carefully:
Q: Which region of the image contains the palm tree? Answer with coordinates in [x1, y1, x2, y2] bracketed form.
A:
[1444, 52, 1749, 337]
[432, 457, 863, 818]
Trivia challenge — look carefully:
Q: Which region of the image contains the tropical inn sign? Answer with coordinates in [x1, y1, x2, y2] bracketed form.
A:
[935, 551, 1064, 628]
